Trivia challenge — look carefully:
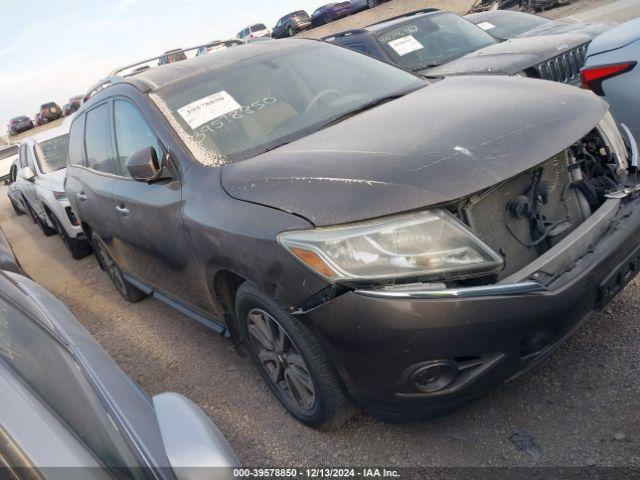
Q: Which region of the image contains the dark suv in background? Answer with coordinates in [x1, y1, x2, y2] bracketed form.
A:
[273, 11, 312, 38]
[325, 9, 591, 84]
[39, 102, 63, 123]
[7, 116, 34, 135]
[66, 39, 639, 429]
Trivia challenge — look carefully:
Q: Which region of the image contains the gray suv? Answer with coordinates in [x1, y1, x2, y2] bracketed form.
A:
[66, 39, 639, 429]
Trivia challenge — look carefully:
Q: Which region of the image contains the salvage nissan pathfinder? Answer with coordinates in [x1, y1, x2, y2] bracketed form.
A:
[66, 39, 639, 429]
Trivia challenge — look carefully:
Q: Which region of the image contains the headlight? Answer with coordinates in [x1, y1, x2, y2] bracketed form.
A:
[598, 110, 628, 170]
[278, 209, 503, 283]
[53, 191, 67, 200]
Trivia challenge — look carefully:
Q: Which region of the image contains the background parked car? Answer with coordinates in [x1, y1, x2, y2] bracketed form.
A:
[15, 127, 92, 258]
[237, 23, 271, 40]
[581, 17, 640, 147]
[0, 144, 19, 184]
[158, 48, 187, 65]
[311, 2, 352, 27]
[0, 268, 239, 475]
[273, 11, 312, 38]
[351, 0, 391, 13]
[62, 103, 72, 116]
[7, 157, 29, 218]
[39, 102, 62, 123]
[196, 39, 243, 56]
[68, 94, 83, 112]
[465, 10, 613, 41]
[325, 9, 591, 85]
[7, 115, 34, 136]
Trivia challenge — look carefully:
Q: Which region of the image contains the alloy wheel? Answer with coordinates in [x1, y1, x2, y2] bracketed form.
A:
[368, 0, 378, 8]
[246, 308, 316, 412]
[95, 240, 127, 295]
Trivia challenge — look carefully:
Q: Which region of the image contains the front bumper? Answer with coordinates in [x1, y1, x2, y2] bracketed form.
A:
[300, 195, 640, 415]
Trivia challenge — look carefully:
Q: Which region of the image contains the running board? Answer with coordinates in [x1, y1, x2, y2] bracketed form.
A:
[123, 274, 227, 335]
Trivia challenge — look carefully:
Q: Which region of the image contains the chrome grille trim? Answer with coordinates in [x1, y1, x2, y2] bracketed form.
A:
[536, 43, 589, 84]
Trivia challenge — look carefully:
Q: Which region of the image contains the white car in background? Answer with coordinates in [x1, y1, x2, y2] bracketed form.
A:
[237, 23, 271, 40]
[16, 126, 91, 259]
[0, 144, 19, 184]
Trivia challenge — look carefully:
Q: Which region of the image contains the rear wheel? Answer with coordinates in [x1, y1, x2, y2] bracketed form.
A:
[288, 26, 295, 37]
[92, 233, 146, 302]
[23, 198, 37, 224]
[10, 199, 24, 216]
[236, 282, 355, 430]
[50, 212, 91, 260]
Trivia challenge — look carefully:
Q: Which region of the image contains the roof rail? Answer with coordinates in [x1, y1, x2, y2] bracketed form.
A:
[82, 40, 244, 103]
[370, 8, 441, 25]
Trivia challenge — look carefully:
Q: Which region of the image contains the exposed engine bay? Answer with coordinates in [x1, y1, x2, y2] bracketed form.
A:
[458, 126, 629, 280]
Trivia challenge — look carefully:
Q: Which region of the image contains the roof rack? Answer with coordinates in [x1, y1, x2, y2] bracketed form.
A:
[83, 40, 243, 103]
[370, 8, 441, 25]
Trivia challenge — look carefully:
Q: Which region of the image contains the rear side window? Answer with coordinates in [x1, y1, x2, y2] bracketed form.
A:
[113, 100, 162, 177]
[84, 104, 117, 174]
[68, 115, 86, 166]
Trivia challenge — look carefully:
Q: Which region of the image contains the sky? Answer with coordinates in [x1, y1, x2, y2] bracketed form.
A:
[0, 0, 326, 126]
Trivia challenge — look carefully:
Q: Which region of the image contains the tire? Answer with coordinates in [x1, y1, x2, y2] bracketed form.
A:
[10, 199, 24, 216]
[368, 0, 378, 8]
[50, 212, 91, 260]
[35, 209, 56, 236]
[236, 282, 355, 429]
[24, 199, 38, 224]
[91, 233, 146, 302]
[287, 26, 294, 37]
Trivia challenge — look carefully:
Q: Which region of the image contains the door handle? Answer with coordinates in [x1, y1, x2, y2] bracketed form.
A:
[77, 192, 87, 201]
[115, 204, 130, 216]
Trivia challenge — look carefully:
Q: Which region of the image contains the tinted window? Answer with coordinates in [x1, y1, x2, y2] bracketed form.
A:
[153, 42, 423, 164]
[114, 100, 162, 176]
[0, 294, 143, 475]
[251, 24, 267, 32]
[347, 43, 371, 54]
[35, 135, 69, 174]
[41, 102, 57, 109]
[84, 104, 117, 174]
[376, 13, 496, 71]
[68, 115, 85, 166]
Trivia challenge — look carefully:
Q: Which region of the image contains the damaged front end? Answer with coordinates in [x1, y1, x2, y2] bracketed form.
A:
[283, 110, 639, 303]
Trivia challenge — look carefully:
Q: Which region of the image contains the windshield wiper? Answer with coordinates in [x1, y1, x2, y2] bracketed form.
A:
[318, 91, 414, 130]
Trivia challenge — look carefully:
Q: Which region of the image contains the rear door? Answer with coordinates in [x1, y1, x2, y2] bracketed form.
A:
[65, 103, 121, 251]
[109, 96, 194, 303]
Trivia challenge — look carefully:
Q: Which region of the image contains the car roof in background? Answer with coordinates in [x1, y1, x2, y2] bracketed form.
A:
[23, 124, 70, 145]
[130, 39, 313, 91]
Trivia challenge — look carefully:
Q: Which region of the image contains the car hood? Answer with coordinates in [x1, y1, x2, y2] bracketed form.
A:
[422, 33, 591, 77]
[36, 168, 66, 191]
[222, 75, 607, 227]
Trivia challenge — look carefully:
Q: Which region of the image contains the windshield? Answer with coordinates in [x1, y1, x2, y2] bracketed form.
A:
[467, 12, 550, 40]
[35, 134, 69, 174]
[0, 146, 18, 161]
[152, 43, 424, 165]
[42, 102, 57, 109]
[376, 13, 497, 71]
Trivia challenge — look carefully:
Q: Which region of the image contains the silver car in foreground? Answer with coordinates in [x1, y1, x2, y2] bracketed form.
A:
[581, 17, 640, 153]
[0, 270, 238, 479]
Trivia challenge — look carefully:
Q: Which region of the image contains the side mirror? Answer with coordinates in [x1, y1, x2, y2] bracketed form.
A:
[20, 167, 35, 182]
[126, 146, 161, 182]
[153, 392, 239, 479]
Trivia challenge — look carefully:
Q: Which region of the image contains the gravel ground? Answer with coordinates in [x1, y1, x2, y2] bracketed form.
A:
[1, 0, 638, 470]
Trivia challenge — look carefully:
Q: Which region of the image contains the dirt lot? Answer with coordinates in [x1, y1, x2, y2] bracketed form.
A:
[1, 0, 638, 470]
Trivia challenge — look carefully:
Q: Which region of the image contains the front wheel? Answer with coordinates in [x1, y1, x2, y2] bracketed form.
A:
[368, 0, 379, 8]
[10, 199, 24, 216]
[288, 26, 295, 37]
[236, 282, 355, 430]
[92, 233, 146, 302]
[50, 213, 91, 260]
